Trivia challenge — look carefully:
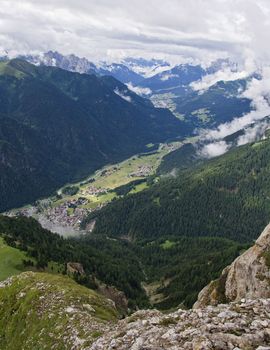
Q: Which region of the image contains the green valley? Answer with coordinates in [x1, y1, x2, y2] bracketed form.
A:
[7, 141, 182, 235]
[0, 59, 187, 213]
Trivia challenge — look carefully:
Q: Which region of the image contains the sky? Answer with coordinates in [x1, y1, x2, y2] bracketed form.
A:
[1, 0, 270, 65]
[1, 0, 270, 158]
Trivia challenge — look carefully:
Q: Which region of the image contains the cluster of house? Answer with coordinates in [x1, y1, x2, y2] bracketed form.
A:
[45, 200, 90, 228]
[99, 166, 118, 177]
[160, 142, 179, 152]
[82, 186, 109, 196]
[129, 165, 153, 177]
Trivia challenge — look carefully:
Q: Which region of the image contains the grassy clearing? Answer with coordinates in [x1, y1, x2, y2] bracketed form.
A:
[160, 240, 176, 250]
[0, 61, 26, 79]
[0, 237, 31, 281]
[129, 182, 149, 194]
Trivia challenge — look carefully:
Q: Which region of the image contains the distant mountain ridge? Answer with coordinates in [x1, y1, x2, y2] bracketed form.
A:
[23, 51, 146, 85]
[18, 51, 239, 96]
[20, 52, 254, 130]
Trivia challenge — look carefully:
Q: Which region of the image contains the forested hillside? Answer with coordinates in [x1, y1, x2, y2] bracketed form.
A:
[0, 214, 245, 309]
[171, 79, 251, 129]
[0, 59, 187, 212]
[0, 215, 148, 308]
[86, 135, 270, 243]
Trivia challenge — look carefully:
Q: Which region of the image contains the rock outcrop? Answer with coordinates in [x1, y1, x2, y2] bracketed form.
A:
[90, 299, 270, 350]
[1, 271, 270, 349]
[67, 262, 85, 275]
[194, 223, 270, 309]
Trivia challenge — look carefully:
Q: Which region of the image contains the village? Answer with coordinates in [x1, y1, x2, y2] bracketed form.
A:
[5, 141, 183, 233]
[44, 200, 90, 229]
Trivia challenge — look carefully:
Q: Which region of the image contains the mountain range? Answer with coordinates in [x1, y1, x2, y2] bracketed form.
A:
[20, 51, 255, 129]
[1, 48, 270, 350]
[24, 51, 149, 85]
[0, 58, 186, 212]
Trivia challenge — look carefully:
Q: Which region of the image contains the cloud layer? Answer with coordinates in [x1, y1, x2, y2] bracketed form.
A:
[197, 66, 270, 158]
[1, 0, 270, 63]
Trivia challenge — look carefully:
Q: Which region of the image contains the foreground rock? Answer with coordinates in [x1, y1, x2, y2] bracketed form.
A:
[1, 273, 270, 349]
[90, 298, 270, 350]
[194, 223, 270, 309]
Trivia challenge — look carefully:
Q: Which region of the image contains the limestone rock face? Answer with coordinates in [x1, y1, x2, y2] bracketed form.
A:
[194, 223, 270, 309]
[67, 262, 85, 275]
[2, 271, 270, 349]
[89, 298, 270, 350]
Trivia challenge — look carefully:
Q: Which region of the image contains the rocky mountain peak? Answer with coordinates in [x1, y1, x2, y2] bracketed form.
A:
[194, 223, 270, 309]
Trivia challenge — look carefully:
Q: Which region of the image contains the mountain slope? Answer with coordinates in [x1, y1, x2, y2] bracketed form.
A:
[171, 79, 251, 128]
[86, 133, 270, 243]
[0, 272, 118, 350]
[138, 64, 206, 95]
[0, 213, 243, 310]
[1, 271, 270, 350]
[0, 214, 149, 308]
[150, 78, 252, 130]
[0, 59, 186, 212]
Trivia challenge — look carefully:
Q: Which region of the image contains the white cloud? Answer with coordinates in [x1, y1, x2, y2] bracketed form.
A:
[237, 120, 269, 146]
[191, 67, 249, 91]
[113, 88, 132, 102]
[194, 65, 270, 158]
[126, 83, 152, 96]
[0, 0, 270, 65]
[160, 73, 178, 81]
[199, 67, 270, 142]
[200, 141, 229, 158]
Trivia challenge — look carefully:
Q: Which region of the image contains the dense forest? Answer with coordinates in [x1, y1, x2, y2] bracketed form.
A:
[0, 215, 246, 309]
[86, 136, 270, 243]
[0, 215, 148, 308]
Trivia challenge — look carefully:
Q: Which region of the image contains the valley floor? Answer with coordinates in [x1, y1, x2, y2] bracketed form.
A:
[5, 141, 182, 236]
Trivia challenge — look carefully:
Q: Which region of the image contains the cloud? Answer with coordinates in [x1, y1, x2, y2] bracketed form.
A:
[1, 0, 270, 64]
[160, 73, 178, 81]
[199, 67, 270, 142]
[200, 141, 229, 158]
[237, 120, 269, 146]
[191, 67, 249, 92]
[113, 88, 132, 102]
[195, 65, 270, 158]
[126, 83, 152, 96]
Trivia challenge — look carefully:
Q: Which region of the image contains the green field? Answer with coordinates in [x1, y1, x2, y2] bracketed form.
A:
[0, 237, 30, 281]
[160, 240, 176, 250]
[52, 142, 182, 210]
